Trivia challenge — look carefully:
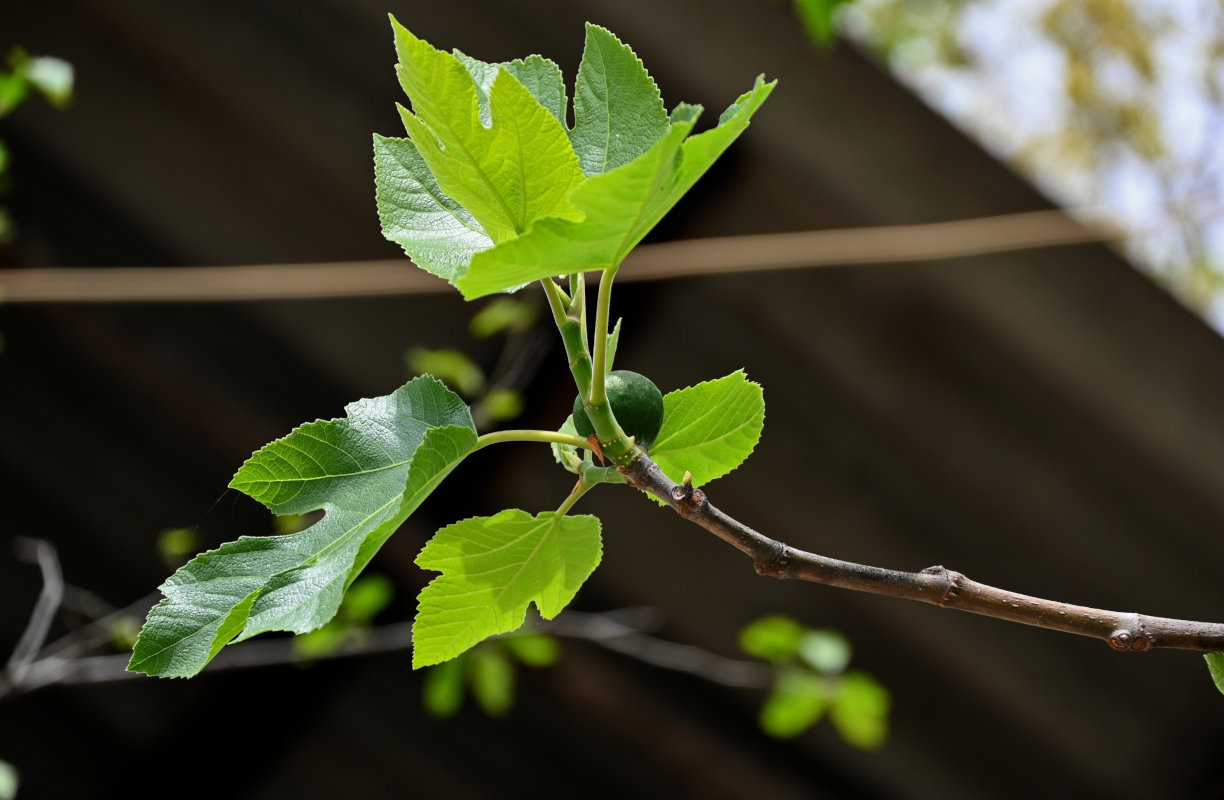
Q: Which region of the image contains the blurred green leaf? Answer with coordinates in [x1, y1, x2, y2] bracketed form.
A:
[23, 56, 73, 107]
[0, 208, 13, 246]
[273, 513, 312, 534]
[759, 668, 827, 738]
[469, 298, 538, 338]
[407, 347, 485, 397]
[156, 527, 199, 567]
[502, 632, 561, 667]
[0, 759, 17, 800]
[798, 628, 851, 674]
[291, 574, 395, 657]
[0, 48, 72, 116]
[739, 615, 805, 664]
[830, 670, 890, 749]
[0, 74, 29, 117]
[292, 625, 349, 658]
[793, 0, 852, 47]
[0, 139, 9, 174]
[478, 388, 525, 423]
[469, 646, 515, 717]
[423, 657, 465, 717]
[108, 616, 142, 651]
[343, 574, 395, 623]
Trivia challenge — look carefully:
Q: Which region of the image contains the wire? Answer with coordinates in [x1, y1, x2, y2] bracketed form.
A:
[0, 209, 1122, 304]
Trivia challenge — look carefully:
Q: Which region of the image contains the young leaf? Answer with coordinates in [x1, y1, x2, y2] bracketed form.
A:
[423, 657, 465, 717]
[413, 510, 602, 667]
[551, 415, 582, 468]
[469, 646, 516, 716]
[392, 19, 584, 243]
[374, 134, 493, 282]
[759, 668, 827, 738]
[605, 317, 622, 374]
[829, 671, 891, 750]
[569, 23, 669, 176]
[740, 614, 806, 664]
[650, 370, 765, 488]
[456, 75, 775, 298]
[128, 376, 477, 678]
[502, 632, 562, 666]
[799, 629, 852, 674]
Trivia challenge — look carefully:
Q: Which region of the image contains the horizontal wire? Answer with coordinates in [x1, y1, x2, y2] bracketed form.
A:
[0, 209, 1124, 303]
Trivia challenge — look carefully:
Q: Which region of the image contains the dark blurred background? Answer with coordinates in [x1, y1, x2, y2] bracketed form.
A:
[4, 1, 1224, 798]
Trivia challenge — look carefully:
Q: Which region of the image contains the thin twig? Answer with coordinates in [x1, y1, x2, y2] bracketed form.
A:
[0, 608, 770, 696]
[621, 453, 1224, 653]
[6, 539, 64, 685]
[550, 610, 770, 688]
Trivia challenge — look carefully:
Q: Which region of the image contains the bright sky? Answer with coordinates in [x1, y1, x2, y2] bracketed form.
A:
[842, 0, 1224, 327]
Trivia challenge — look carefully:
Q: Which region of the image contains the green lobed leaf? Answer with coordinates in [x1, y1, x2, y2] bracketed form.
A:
[128, 376, 476, 678]
[374, 134, 493, 281]
[392, 18, 584, 244]
[650, 370, 765, 487]
[413, 510, 602, 667]
[456, 75, 775, 298]
[569, 23, 669, 176]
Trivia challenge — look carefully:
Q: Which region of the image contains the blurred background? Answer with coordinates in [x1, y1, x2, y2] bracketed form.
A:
[3, 0, 1224, 797]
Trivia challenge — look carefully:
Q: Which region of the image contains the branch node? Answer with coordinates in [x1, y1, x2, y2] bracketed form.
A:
[668, 477, 706, 518]
[921, 565, 963, 607]
[754, 543, 791, 577]
[1108, 616, 1154, 652]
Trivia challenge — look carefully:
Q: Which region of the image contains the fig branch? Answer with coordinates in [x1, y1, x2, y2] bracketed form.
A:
[620, 453, 1224, 653]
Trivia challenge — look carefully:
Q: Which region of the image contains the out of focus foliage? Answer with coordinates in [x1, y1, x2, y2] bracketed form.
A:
[0, 47, 73, 245]
[740, 615, 890, 748]
[422, 632, 561, 718]
[835, 0, 1224, 315]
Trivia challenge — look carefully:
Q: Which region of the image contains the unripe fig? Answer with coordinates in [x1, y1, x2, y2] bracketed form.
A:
[572, 370, 664, 448]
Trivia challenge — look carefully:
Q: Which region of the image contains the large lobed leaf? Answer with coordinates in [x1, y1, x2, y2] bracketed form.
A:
[129, 376, 477, 678]
[455, 76, 775, 299]
[375, 20, 775, 298]
[373, 134, 493, 281]
[568, 24, 670, 177]
[650, 370, 765, 488]
[413, 510, 602, 667]
[391, 18, 584, 244]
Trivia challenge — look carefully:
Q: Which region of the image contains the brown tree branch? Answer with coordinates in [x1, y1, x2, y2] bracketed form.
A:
[622, 454, 1224, 653]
